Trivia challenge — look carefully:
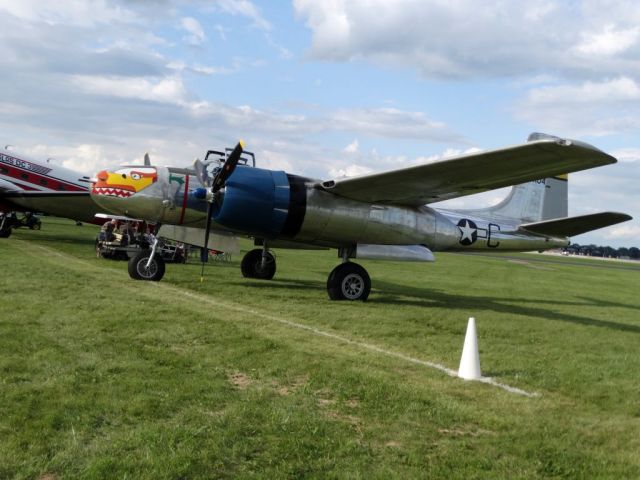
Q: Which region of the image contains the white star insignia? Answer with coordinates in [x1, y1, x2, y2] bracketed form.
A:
[459, 220, 476, 243]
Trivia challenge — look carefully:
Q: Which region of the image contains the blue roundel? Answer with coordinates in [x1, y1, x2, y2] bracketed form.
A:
[457, 218, 478, 246]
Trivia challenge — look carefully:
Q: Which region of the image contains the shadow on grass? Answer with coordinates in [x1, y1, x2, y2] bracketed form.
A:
[182, 271, 640, 335]
[371, 280, 640, 334]
[456, 252, 640, 272]
[242, 277, 323, 291]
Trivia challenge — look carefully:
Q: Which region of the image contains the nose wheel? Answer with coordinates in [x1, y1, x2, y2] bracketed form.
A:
[128, 249, 166, 281]
[327, 262, 371, 301]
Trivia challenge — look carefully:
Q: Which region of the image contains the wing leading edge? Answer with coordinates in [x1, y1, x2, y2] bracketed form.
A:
[320, 136, 617, 207]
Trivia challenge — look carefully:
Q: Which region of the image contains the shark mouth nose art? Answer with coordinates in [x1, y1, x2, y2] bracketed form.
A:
[91, 167, 158, 198]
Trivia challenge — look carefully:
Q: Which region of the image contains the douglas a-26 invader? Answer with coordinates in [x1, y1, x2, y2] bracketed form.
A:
[90, 133, 631, 301]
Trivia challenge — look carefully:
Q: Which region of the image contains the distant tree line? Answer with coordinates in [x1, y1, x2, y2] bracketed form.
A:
[564, 243, 640, 260]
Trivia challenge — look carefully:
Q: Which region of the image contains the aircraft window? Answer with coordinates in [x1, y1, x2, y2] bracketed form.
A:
[21, 173, 29, 180]
[58, 185, 66, 191]
[0, 167, 7, 174]
[40, 179, 48, 185]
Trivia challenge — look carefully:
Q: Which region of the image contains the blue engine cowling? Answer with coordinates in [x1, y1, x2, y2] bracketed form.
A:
[212, 166, 305, 238]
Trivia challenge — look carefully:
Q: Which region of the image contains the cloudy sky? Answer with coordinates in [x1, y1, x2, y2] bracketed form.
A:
[1, 0, 638, 247]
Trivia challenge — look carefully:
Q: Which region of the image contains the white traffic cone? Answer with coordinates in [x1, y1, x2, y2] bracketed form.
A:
[458, 317, 482, 380]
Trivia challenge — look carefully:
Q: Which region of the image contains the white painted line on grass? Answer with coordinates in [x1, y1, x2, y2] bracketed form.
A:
[25, 241, 540, 398]
[172, 287, 541, 398]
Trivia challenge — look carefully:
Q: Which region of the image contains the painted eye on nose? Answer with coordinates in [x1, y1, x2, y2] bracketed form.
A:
[131, 173, 141, 180]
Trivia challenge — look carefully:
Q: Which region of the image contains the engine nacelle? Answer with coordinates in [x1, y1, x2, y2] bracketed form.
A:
[213, 166, 294, 238]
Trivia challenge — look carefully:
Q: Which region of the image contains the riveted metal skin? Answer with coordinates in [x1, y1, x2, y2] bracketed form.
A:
[91, 166, 569, 254]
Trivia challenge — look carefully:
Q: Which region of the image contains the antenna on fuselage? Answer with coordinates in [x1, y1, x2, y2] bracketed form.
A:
[144, 153, 151, 166]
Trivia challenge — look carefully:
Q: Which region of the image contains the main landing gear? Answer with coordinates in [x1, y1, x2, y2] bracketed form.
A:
[326, 262, 371, 301]
[0, 213, 12, 238]
[241, 248, 276, 280]
[240, 247, 371, 301]
[127, 240, 372, 301]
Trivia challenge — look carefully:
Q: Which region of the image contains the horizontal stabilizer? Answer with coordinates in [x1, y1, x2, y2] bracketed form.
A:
[519, 212, 632, 237]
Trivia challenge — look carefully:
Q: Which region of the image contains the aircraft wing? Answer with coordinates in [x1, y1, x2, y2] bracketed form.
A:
[519, 212, 632, 237]
[1, 190, 101, 223]
[319, 137, 617, 207]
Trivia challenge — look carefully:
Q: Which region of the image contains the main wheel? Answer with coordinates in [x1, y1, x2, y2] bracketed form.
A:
[327, 262, 371, 301]
[128, 250, 166, 281]
[0, 228, 11, 238]
[241, 249, 276, 280]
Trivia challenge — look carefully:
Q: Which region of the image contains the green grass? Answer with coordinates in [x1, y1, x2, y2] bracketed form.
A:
[1, 217, 639, 479]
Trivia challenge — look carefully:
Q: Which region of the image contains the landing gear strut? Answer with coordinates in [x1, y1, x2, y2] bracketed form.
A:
[0, 213, 13, 238]
[327, 262, 371, 301]
[241, 248, 276, 279]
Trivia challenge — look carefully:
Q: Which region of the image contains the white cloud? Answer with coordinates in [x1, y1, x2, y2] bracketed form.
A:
[604, 224, 640, 241]
[329, 108, 461, 142]
[0, 0, 136, 26]
[216, 0, 271, 31]
[343, 139, 359, 153]
[524, 77, 640, 105]
[516, 77, 640, 136]
[573, 24, 639, 56]
[181, 17, 206, 46]
[611, 148, 640, 163]
[328, 164, 373, 179]
[21, 143, 109, 173]
[293, 0, 640, 80]
[166, 60, 239, 76]
[71, 75, 190, 106]
[414, 147, 484, 166]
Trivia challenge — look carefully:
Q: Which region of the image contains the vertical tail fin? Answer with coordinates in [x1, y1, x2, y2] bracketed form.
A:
[479, 132, 570, 223]
[484, 175, 568, 223]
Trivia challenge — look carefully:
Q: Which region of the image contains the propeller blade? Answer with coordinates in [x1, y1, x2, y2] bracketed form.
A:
[200, 199, 214, 282]
[211, 140, 244, 193]
[197, 140, 244, 281]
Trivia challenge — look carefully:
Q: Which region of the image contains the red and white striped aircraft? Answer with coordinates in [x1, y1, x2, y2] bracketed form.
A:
[0, 146, 102, 235]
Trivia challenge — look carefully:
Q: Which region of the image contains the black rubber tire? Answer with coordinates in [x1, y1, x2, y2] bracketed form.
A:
[327, 262, 371, 301]
[0, 228, 11, 238]
[128, 250, 166, 281]
[241, 249, 276, 280]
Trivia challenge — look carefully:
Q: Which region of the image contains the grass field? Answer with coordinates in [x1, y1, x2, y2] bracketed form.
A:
[1, 217, 639, 479]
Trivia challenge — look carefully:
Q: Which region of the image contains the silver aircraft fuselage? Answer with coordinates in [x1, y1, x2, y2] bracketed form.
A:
[91, 165, 568, 253]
